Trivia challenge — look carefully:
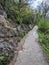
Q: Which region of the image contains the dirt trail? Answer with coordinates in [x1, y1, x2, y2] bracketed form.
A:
[14, 25, 48, 65]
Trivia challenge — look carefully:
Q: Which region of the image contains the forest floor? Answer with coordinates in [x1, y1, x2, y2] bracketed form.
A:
[14, 25, 49, 65]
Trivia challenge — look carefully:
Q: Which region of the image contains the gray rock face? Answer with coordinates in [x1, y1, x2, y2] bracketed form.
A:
[0, 16, 33, 55]
[0, 16, 17, 55]
[0, 15, 33, 64]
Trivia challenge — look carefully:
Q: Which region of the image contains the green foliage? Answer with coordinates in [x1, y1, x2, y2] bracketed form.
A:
[17, 15, 23, 24]
[38, 30, 44, 43]
[0, 55, 4, 61]
[38, 30, 49, 59]
[37, 16, 49, 32]
[0, 0, 33, 24]
[22, 10, 33, 24]
[0, 52, 14, 65]
[20, 32, 26, 38]
[37, 14, 49, 59]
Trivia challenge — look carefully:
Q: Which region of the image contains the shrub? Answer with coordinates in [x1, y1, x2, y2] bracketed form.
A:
[37, 16, 49, 32]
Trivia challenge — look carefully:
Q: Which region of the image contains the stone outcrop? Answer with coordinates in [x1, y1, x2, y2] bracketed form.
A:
[0, 16, 18, 56]
[0, 14, 33, 65]
[0, 15, 33, 55]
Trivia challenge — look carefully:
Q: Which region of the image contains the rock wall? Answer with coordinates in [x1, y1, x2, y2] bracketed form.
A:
[0, 16, 18, 57]
[0, 15, 33, 65]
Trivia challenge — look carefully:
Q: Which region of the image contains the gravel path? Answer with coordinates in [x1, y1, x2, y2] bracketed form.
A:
[14, 26, 48, 65]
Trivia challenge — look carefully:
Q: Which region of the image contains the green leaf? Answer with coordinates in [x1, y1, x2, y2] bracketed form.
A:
[0, 56, 4, 60]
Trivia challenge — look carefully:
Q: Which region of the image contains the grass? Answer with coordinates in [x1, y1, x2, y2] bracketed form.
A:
[38, 17, 49, 59]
